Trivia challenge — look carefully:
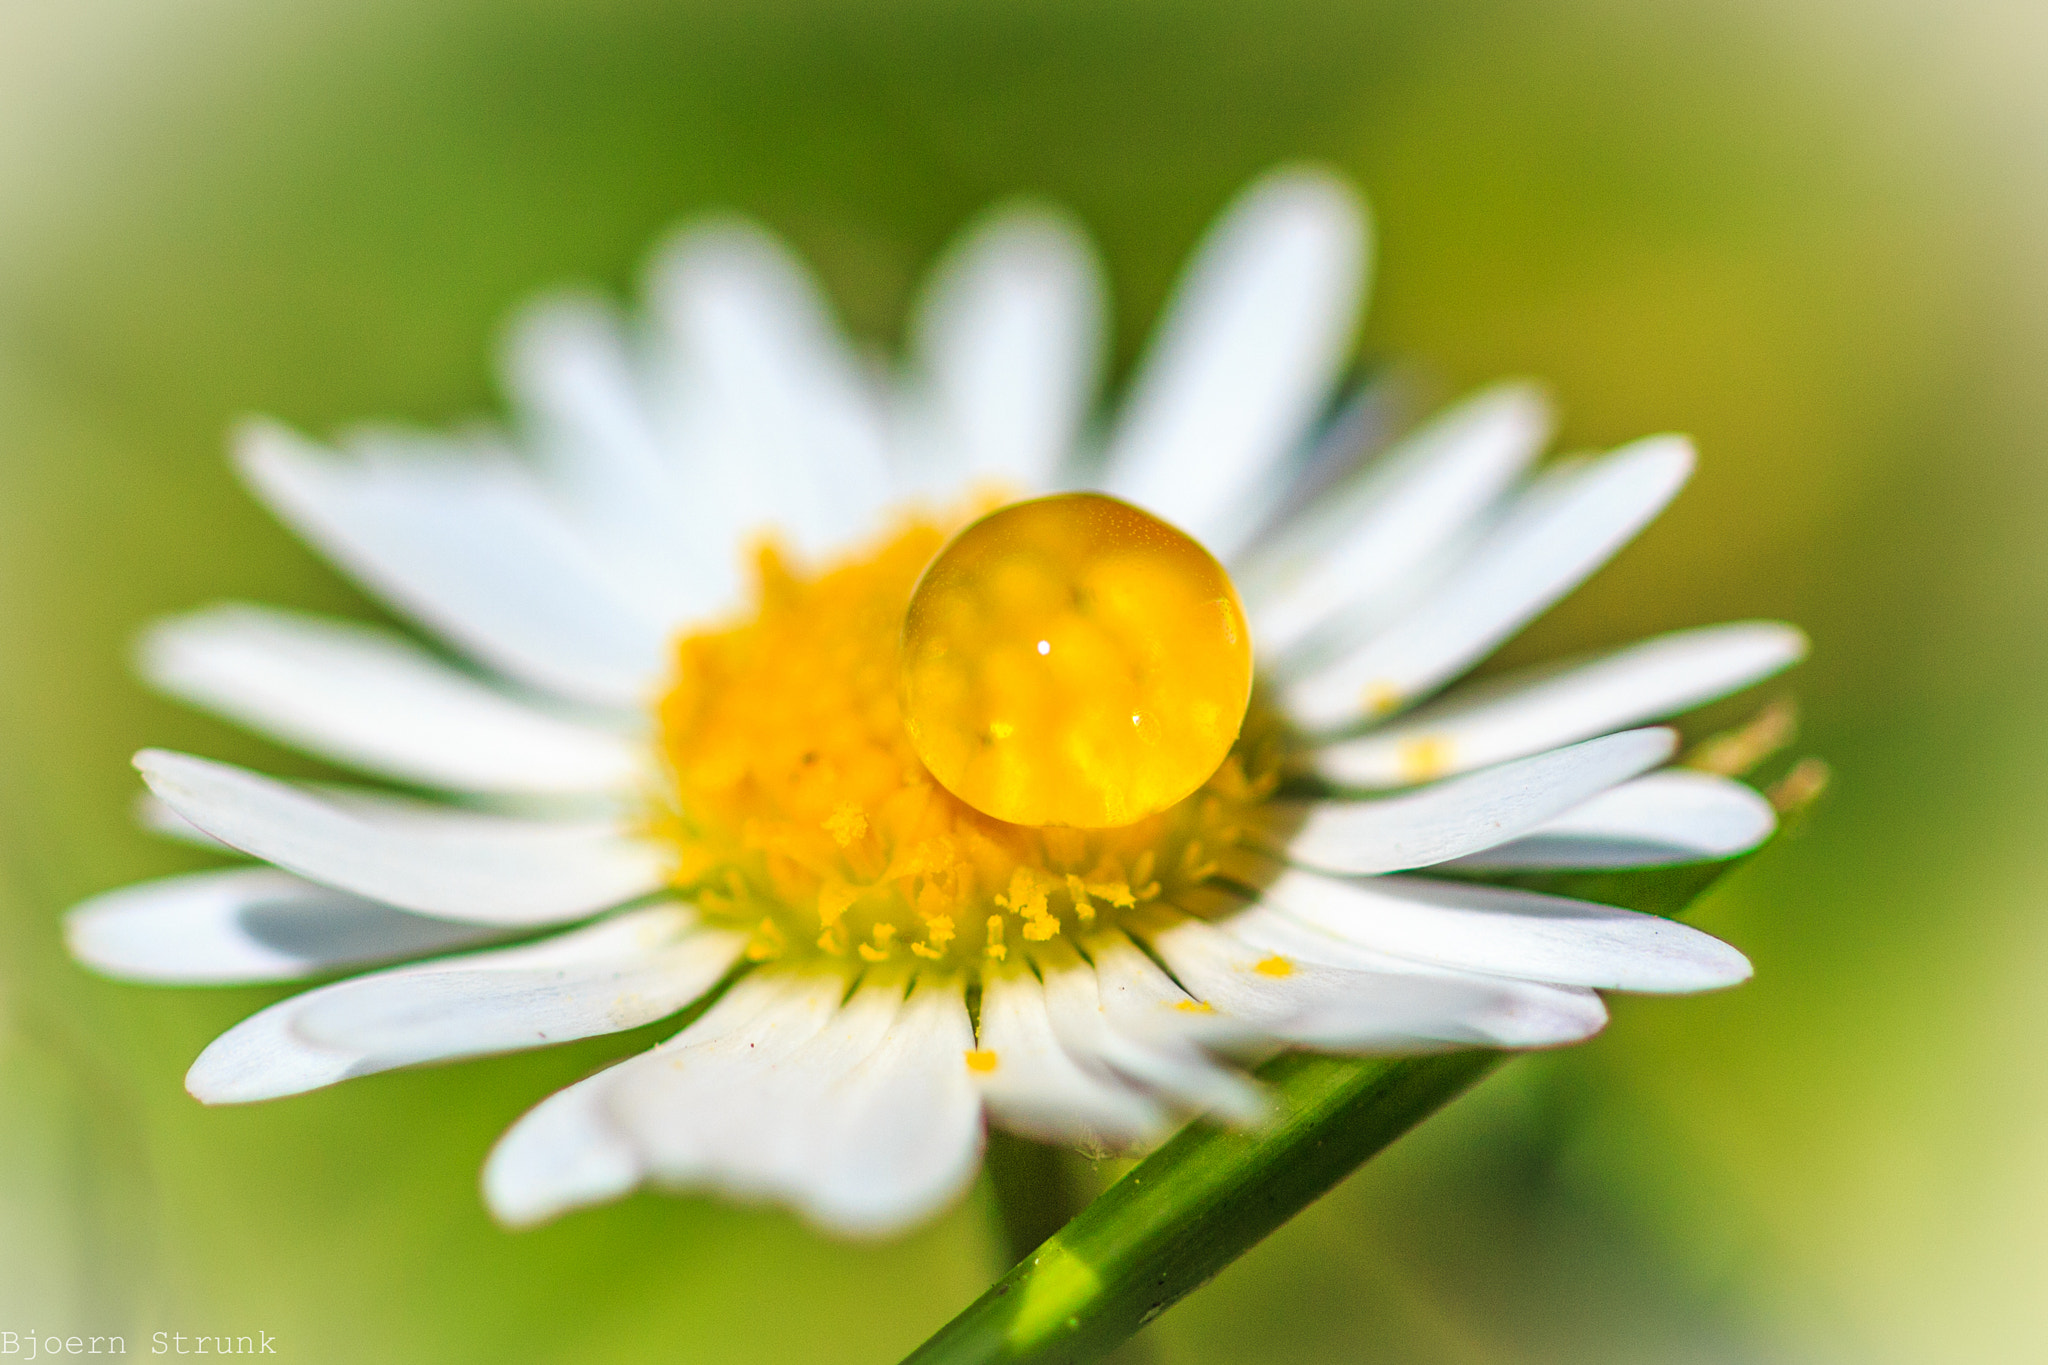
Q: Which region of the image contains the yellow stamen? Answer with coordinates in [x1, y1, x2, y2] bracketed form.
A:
[1064, 874, 1096, 925]
[745, 917, 786, 962]
[857, 923, 898, 962]
[823, 803, 868, 847]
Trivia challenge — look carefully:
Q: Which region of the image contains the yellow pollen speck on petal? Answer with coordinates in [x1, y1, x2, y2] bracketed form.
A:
[1175, 999, 1216, 1013]
[1253, 955, 1294, 978]
[964, 1048, 1000, 1073]
[1396, 736, 1455, 783]
[1362, 682, 1402, 716]
[649, 513, 1290, 974]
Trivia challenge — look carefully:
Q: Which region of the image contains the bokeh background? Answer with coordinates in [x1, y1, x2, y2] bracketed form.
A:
[3, 0, 2045, 1360]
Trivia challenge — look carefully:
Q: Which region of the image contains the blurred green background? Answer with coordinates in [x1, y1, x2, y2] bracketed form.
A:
[3, 0, 2045, 1359]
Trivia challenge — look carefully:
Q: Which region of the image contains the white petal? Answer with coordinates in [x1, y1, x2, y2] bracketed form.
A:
[645, 219, 894, 561]
[186, 904, 741, 1103]
[788, 976, 984, 1235]
[140, 767, 610, 848]
[140, 603, 647, 796]
[603, 971, 846, 1188]
[500, 292, 739, 618]
[1443, 770, 1777, 869]
[1280, 435, 1695, 730]
[136, 750, 667, 925]
[1244, 382, 1551, 654]
[613, 970, 984, 1233]
[902, 204, 1104, 499]
[498, 970, 984, 1235]
[484, 1062, 646, 1228]
[1203, 890, 1610, 1036]
[632, 975, 906, 1210]
[972, 965, 1166, 1148]
[307, 781, 625, 834]
[1036, 937, 1265, 1124]
[136, 791, 240, 852]
[1247, 868, 1753, 993]
[1315, 622, 1807, 787]
[1261, 728, 1676, 876]
[484, 972, 809, 1228]
[65, 867, 505, 985]
[1102, 168, 1369, 557]
[1145, 913, 1607, 1050]
[236, 423, 669, 708]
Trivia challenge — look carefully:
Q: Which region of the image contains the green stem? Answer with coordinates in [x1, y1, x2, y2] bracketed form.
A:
[907, 848, 1760, 1365]
[983, 1129, 1085, 1270]
[907, 1048, 1502, 1365]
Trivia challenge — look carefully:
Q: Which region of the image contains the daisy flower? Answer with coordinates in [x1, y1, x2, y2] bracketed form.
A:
[66, 167, 1801, 1236]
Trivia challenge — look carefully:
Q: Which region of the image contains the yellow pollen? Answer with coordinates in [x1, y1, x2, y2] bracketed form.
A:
[1362, 682, 1403, 716]
[1175, 999, 1217, 1014]
[964, 1048, 1000, 1073]
[650, 513, 1288, 973]
[1253, 955, 1295, 978]
[824, 803, 868, 847]
[910, 914, 956, 960]
[745, 917, 786, 962]
[901, 493, 1254, 828]
[857, 923, 898, 962]
[1396, 735, 1455, 783]
[1064, 874, 1096, 924]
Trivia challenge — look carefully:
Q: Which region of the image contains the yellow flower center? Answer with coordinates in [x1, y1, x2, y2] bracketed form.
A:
[901, 493, 1254, 828]
[651, 503, 1283, 972]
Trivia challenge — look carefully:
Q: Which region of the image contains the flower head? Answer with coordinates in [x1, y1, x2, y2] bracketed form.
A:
[68, 167, 1801, 1235]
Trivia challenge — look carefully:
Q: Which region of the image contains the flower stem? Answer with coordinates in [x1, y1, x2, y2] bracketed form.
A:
[908, 1048, 1502, 1365]
[908, 834, 1768, 1365]
[983, 1129, 1085, 1269]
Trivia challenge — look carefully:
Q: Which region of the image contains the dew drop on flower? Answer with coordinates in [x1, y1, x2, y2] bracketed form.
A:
[901, 492, 1254, 828]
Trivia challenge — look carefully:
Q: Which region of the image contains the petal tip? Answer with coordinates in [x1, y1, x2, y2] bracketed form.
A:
[183, 1052, 253, 1106]
[1625, 432, 1698, 484]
